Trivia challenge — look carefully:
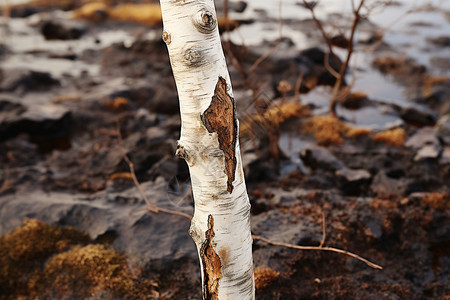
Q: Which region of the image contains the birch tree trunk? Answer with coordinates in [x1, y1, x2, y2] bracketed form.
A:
[159, 0, 255, 299]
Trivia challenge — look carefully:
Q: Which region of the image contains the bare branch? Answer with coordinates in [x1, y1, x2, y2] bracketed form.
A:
[252, 235, 383, 270]
[115, 121, 192, 220]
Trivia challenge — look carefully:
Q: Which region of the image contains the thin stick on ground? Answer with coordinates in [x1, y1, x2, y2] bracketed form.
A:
[248, 0, 283, 73]
[319, 211, 326, 248]
[113, 124, 381, 268]
[115, 122, 192, 220]
[252, 235, 382, 270]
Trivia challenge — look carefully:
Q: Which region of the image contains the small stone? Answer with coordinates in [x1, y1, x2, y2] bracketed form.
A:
[414, 145, 442, 161]
[336, 168, 371, 183]
[371, 170, 406, 197]
[41, 19, 87, 40]
[400, 106, 437, 126]
[436, 114, 450, 144]
[0, 69, 59, 92]
[405, 127, 440, 150]
[336, 168, 371, 195]
[439, 147, 450, 165]
[300, 144, 345, 171]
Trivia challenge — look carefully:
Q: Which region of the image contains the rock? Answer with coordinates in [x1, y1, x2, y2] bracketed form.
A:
[295, 47, 344, 87]
[436, 114, 450, 144]
[430, 56, 450, 71]
[336, 168, 372, 195]
[0, 69, 59, 92]
[427, 36, 450, 48]
[414, 145, 442, 161]
[400, 106, 437, 126]
[0, 178, 195, 265]
[41, 19, 87, 40]
[405, 127, 440, 150]
[371, 170, 406, 197]
[364, 219, 383, 240]
[0, 101, 71, 143]
[251, 209, 321, 245]
[405, 127, 442, 161]
[300, 144, 346, 171]
[148, 84, 180, 115]
[215, 0, 247, 13]
[439, 147, 450, 165]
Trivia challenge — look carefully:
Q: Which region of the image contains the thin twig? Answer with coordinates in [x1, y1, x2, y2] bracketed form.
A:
[249, 0, 283, 73]
[294, 72, 304, 102]
[302, 0, 340, 79]
[115, 121, 192, 220]
[252, 235, 383, 270]
[319, 211, 326, 248]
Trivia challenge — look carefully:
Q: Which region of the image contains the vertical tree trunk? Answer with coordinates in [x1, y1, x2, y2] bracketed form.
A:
[159, 1, 255, 299]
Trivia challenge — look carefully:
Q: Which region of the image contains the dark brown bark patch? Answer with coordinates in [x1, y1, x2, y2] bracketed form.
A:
[201, 76, 237, 193]
[200, 214, 222, 300]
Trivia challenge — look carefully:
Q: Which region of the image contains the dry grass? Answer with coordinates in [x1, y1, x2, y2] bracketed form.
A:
[40, 244, 158, 299]
[423, 76, 450, 98]
[73, 2, 238, 29]
[0, 219, 158, 299]
[52, 94, 81, 103]
[0, 219, 90, 298]
[73, 2, 162, 26]
[372, 128, 407, 147]
[420, 193, 449, 212]
[106, 97, 129, 110]
[240, 102, 310, 137]
[254, 267, 280, 290]
[304, 115, 347, 146]
[346, 127, 372, 139]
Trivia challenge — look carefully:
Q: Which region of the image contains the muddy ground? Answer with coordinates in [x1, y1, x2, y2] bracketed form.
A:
[0, 0, 449, 299]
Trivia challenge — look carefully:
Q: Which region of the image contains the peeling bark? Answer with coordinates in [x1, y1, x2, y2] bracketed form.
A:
[159, 0, 254, 298]
[201, 77, 237, 193]
[200, 215, 222, 300]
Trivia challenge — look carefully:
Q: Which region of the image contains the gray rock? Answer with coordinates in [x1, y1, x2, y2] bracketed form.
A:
[439, 147, 450, 165]
[436, 114, 450, 144]
[0, 69, 59, 92]
[336, 168, 372, 194]
[41, 19, 87, 40]
[365, 219, 383, 239]
[336, 168, 371, 183]
[400, 106, 437, 126]
[0, 101, 71, 142]
[0, 177, 195, 265]
[300, 144, 346, 171]
[371, 170, 406, 196]
[406, 127, 440, 150]
[427, 36, 450, 48]
[414, 145, 442, 161]
[251, 209, 321, 245]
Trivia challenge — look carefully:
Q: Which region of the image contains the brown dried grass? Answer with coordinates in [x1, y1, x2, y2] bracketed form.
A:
[0, 219, 158, 299]
[240, 102, 311, 137]
[372, 128, 407, 147]
[254, 267, 280, 290]
[420, 193, 449, 212]
[73, 2, 239, 29]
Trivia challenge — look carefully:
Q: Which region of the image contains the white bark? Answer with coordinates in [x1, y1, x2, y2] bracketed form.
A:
[159, 0, 254, 299]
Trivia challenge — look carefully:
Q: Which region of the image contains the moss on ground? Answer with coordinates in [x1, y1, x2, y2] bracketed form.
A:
[0, 219, 158, 300]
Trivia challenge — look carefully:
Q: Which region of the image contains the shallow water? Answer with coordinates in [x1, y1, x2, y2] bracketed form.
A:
[1, 0, 448, 114]
[228, 0, 450, 110]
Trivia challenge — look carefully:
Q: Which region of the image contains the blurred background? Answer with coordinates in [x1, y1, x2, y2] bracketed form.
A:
[0, 0, 449, 299]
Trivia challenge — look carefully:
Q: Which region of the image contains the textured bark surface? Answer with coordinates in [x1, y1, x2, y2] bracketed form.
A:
[200, 215, 222, 300]
[201, 77, 237, 193]
[160, 0, 254, 298]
